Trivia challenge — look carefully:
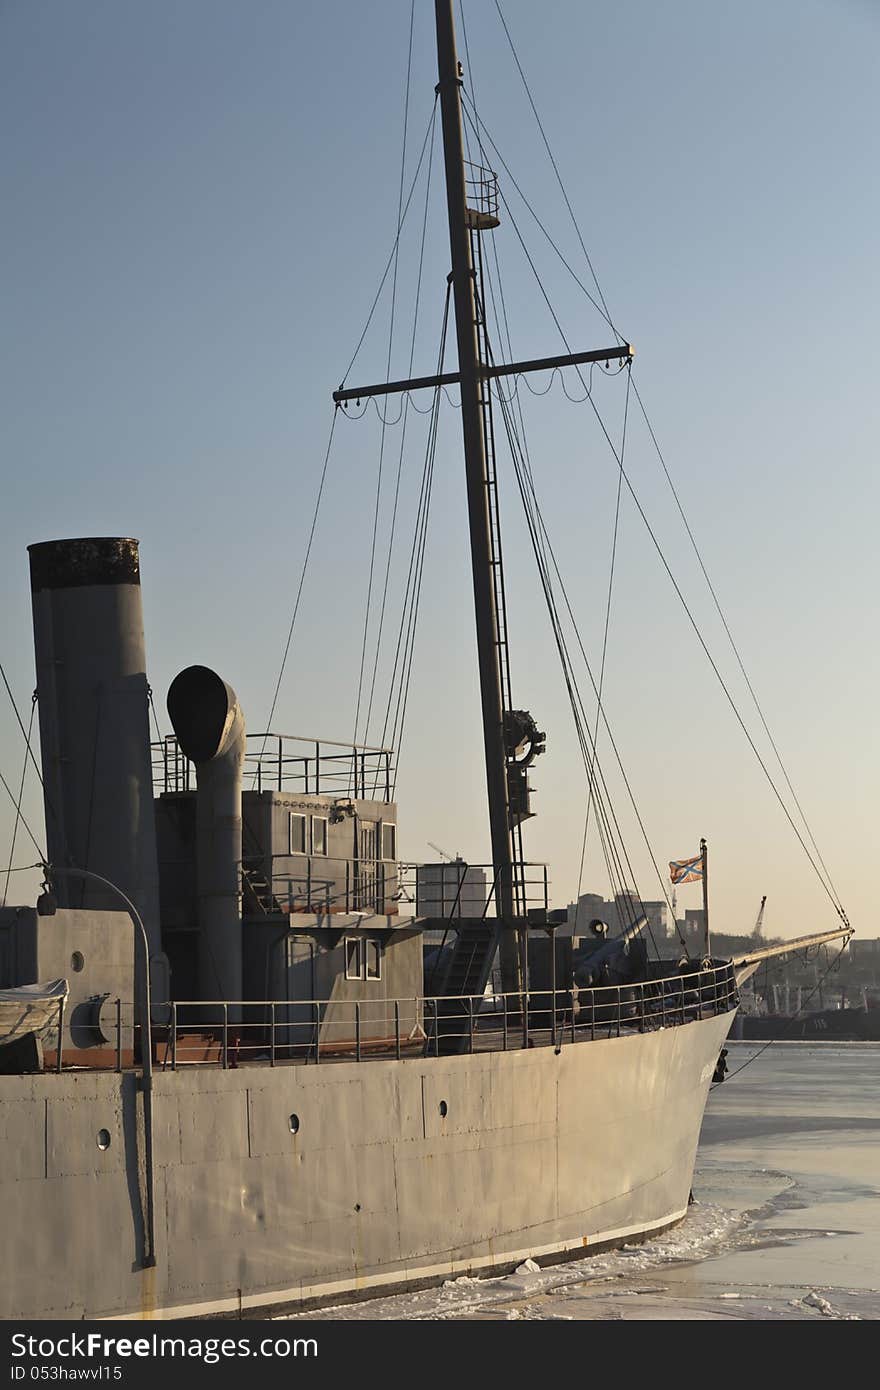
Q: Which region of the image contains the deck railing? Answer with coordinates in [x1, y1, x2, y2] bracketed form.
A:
[152, 732, 394, 802]
[150, 962, 736, 1070]
[47, 963, 737, 1073]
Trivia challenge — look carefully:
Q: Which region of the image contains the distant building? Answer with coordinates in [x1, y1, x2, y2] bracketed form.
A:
[849, 938, 880, 963]
[684, 908, 706, 949]
[415, 862, 488, 919]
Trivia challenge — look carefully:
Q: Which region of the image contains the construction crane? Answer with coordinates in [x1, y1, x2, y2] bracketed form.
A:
[427, 840, 463, 863]
[751, 895, 767, 942]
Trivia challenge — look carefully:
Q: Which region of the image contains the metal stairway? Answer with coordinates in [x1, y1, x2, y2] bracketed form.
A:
[241, 864, 284, 916]
[429, 921, 500, 1055]
[241, 819, 287, 916]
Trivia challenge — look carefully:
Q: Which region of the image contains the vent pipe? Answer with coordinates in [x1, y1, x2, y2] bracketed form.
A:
[28, 538, 164, 990]
[166, 665, 245, 1016]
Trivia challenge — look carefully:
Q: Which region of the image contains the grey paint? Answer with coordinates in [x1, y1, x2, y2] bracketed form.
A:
[0, 1008, 733, 1319]
[258, 793, 397, 915]
[160, 791, 398, 923]
[243, 916, 423, 1048]
[27, 539, 162, 974]
[0, 906, 134, 1051]
[167, 668, 245, 1017]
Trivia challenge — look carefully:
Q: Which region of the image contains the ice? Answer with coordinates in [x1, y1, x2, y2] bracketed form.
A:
[276, 1044, 880, 1321]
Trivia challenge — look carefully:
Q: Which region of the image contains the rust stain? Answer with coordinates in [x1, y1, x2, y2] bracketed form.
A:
[139, 1264, 156, 1319]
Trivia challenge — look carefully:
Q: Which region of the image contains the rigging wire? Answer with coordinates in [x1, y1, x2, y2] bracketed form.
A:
[459, 92, 617, 336]
[478, 241, 654, 934]
[389, 382, 442, 793]
[494, 374, 660, 952]
[629, 374, 846, 910]
[492, 0, 621, 340]
[251, 408, 339, 783]
[475, 182, 670, 940]
[2, 695, 37, 907]
[147, 687, 165, 746]
[465, 31, 845, 920]
[463, 113, 847, 923]
[363, 65, 438, 747]
[0, 760, 44, 861]
[574, 367, 630, 935]
[471, 147, 655, 931]
[338, 98, 439, 391]
[387, 292, 451, 791]
[0, 660, 53, 822]
[717, 939, 850, 1085]
[353, 1, 418, 748]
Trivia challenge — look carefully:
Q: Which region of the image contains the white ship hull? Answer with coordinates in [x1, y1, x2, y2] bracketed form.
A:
[1, 1008, 733, 1320]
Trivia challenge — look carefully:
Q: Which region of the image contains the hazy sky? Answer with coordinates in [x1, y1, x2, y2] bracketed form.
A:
[2, 0, 876, 941]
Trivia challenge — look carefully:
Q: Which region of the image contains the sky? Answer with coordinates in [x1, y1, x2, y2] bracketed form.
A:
[1, 0, 877, 942]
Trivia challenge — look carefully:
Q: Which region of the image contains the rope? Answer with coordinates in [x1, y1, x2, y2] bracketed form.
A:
[717, 940, 851, 1085]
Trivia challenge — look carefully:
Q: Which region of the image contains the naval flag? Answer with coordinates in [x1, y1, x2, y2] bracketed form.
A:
[669, 854, 703, 884]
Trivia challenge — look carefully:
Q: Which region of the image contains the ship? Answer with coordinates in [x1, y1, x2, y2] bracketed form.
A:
[0, 2, 851, 1321]
[738, 1003, 880, 1042]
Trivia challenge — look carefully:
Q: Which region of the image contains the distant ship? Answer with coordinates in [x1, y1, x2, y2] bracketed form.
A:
[739, 1003, 880, 1041]
[0, 2, 850, 1319]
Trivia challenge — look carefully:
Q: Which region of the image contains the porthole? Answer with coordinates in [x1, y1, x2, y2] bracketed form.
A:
[96, 1129, 111, 1151]
[288, 1113, 300, 1134]
[71, 951, 85, 973]
[439, 1100, 448, 1119]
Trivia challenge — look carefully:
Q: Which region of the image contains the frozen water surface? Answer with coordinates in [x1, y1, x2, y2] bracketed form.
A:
[278, 1043, 880, 1321]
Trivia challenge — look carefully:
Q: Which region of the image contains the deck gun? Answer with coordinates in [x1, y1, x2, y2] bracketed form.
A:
[575, 914, 649, 987]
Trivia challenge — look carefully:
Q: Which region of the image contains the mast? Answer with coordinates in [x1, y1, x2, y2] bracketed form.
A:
[338, 3, 632, 946]
[434, 0, 514, 921]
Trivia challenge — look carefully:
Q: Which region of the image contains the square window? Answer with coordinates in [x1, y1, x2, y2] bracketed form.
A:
[345, 938, 362, 980]
[311, 815, 328, 855]
[289, 813, 306, 855]
[365, 938, 382, 981]
[381, 822, 396, 862]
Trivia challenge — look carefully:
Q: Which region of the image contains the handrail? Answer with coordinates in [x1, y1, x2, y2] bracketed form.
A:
[135, 961, 738, 1071]
[152, 732, 395, 801]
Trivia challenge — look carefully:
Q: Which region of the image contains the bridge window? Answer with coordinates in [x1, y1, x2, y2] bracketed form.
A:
[288, 813, 306, 855]
[381, 822, 396, 862]
[365, 938, 382, 981]
[344, 936, 383, 981]
[311, 815, 328, 856]
[345, 938, 361, 980]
